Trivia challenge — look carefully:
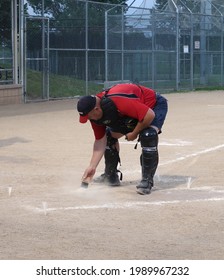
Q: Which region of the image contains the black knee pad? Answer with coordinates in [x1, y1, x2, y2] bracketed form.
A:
[106, 128, 118, 148]
[140, 127, 158, 149]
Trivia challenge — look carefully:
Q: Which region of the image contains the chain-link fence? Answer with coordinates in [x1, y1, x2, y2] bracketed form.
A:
[25, 0, 116, 100]
[25, 17, 49, 101]
[106, 1, 224, 92]
[2, 0, 224, 100]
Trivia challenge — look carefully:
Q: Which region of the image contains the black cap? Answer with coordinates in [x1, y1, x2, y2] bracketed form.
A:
[77, 95, 96, 123]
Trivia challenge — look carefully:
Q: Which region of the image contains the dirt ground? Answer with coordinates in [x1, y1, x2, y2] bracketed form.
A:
[0, 91, 224, 260]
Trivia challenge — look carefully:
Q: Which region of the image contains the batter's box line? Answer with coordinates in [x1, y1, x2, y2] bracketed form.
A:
[115, 144, 224, 169]
[120, 139, 193, 147]
[24, 197, 224, 214]
[159, 143, 224, 166]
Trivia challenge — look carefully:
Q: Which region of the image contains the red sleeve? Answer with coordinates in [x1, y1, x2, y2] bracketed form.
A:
[90, 121, 106, 140]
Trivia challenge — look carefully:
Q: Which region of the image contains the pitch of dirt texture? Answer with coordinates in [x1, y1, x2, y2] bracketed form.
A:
[0, 91, 224, 260]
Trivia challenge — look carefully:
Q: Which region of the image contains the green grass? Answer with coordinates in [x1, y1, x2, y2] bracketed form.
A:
[17, 68, 224, 99]
[26, 69, 103, 99]
[194, 86, 224, 91]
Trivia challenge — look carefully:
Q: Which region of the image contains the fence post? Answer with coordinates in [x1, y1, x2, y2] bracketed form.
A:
[85, 0, 89, 96]
[190, 13, 194, 90]
[221, 15, 223, 86]
[176, 11, 180, 91]
[19, 0, 25, 100]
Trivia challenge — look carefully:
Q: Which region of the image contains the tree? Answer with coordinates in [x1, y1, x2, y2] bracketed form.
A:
[26, 0, 128, 50]
[27, 0, 126, 18]
[0, 0, 11, 45]
[0, 0, 28, 46]
[154, 0, 167, 11]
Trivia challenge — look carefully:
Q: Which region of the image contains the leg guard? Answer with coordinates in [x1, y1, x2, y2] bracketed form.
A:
[104, 144, 119, 177]
[136, 127, 159, 194]
[95, 129, 121, 186]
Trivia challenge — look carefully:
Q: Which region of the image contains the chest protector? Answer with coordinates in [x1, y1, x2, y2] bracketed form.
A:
[94, 95, 119, 126]
[92, 91, 138, 134]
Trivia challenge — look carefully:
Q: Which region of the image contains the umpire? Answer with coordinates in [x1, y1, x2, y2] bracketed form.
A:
[77, 83, 168, 195]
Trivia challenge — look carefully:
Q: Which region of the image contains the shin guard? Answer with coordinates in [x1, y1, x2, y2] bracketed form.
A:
[137, 127, 158, 193]
[101, 129, 121, 186]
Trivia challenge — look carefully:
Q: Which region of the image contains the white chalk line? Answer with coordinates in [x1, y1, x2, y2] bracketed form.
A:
[120, 139, 224, 167]
[27, 196, 224, 214]
[159, 141, 192, 146]
[120, 139, 192, 146]
[118, 143, 224, 172]
[208, 104, 224, 108]
[159, 143, 224, 166]
[23, 143, 224, 214]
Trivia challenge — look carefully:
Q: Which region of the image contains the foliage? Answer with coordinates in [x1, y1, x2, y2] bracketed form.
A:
[154, 0, 224, 12]
[154, 0, 167, 11]
[0, 0, 12, 45]
[0, 1, 29, 46]
[25, 0, 128, 51]
[27, 0, 126, 18]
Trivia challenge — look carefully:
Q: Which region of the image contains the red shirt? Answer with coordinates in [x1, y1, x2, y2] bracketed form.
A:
[90, 83, 157, 139]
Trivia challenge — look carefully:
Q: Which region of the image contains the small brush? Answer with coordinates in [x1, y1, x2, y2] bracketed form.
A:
[81, 181, 89, 188]
[80, 176, 91, 188]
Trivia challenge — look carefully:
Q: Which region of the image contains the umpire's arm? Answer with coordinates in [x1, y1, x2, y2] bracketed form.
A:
[82, 134, 107, 182]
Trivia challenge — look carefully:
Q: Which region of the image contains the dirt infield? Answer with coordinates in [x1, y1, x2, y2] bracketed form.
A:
[0, 91, 224, 260]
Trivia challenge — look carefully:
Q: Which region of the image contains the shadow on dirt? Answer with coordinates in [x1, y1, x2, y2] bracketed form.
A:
[123, 175, 196, 191]
[0, 137, 31, 148]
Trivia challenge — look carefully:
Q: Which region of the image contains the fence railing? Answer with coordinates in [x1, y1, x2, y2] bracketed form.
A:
[2, 0, 224, 101]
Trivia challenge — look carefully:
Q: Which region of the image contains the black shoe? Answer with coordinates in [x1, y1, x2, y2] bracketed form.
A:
[108, 173, 121, 186]
[136, 179, 152, 195]
[94, 173, 120, 186]
[136, 187, 151, 195]
[93, 173, 107, 183]
[136, 178, 153, 188]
